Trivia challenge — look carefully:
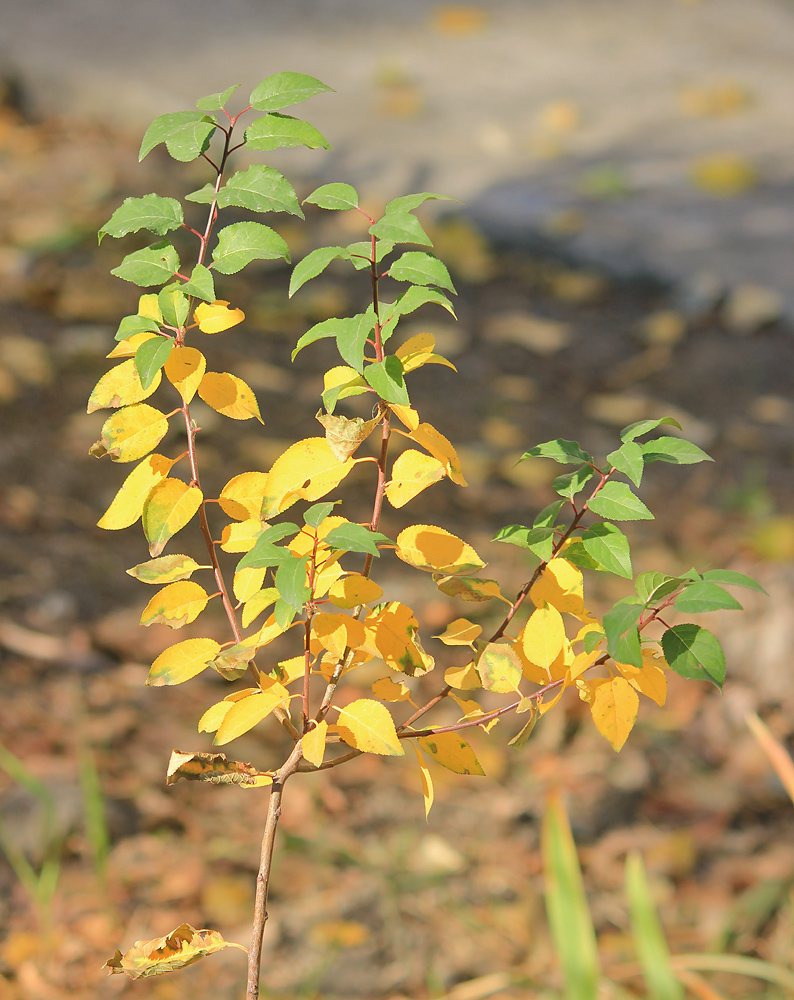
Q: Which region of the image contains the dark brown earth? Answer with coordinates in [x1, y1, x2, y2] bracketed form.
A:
[1, 104, 794, 1000]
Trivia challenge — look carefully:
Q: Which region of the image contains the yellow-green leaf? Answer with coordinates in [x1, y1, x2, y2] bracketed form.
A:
[99, 403, 169, 463]
[301, 720, 328, 767]
[477, 640, 523, 693]
[221, 518, 265, 552]
[164, 346, 206, 402]
[88, 359, 161, 412]
[126, 553, 203, 584]
[140, 581, 210, 628]
[433, 618, 482, 646]
[97, 453, 175, 530]
[412, 742, 434, 818]
[336, 698, 404, 756]
[106, 332, 157, 358]
[589, 676, 639, 751]
[143, 479, 204, 557]
[104, 923, 246, 979]
[199, 371, 262, 422]
[241, 587, 279, 628]
[218, 472, 270, 520]
[194, 299, 245, 334]
[417, 731, 485, 775]
[434, 574, 505, 603]
[395, 524, 485, 575]
[146, 637, 221, 686]
[385, 449, 445, 508]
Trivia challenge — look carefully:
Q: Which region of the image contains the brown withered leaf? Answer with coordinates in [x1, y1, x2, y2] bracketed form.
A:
[166, 750, 273, 787]
[104, 922, 246, 978]
[316, 410, 380, 461]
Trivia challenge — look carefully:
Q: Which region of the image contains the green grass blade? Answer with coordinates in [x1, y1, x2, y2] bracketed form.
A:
[672, 953, 794, 992]
[78, 745, 110, 879]
[625, 851, 684, 1000]
[542, 792, 601, 1000]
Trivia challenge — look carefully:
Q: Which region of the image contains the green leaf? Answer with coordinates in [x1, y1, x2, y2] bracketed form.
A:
[211, 222, 290, 274]
[111, 241, 179, 287]
[553, 466, 594, 501]
[304, 183, 359, 211]
[158, 284, 189, 328]
[274, 598, 297, 630]
[661, 624, 726, 690]
[492, 524, 555, 561]
[385, 192, 457, 213]
[323, 523, 392, 557]
[115, 314, 161, 342]
[139, 111, 217, 162]
[625, 852, 684, 1000]
[607, 440, 644, 487]
[364, 355, 409, 405]
[543, 795, 602, 1000]
[244, 113, 331, 152]
[218, 165, 304, 218]
[274, 555, 310, 613]
[641, 436, 713, 465]
[181, 264, 215, 302]
[701, 569, 766, 594]
[337, 313, 376, 372]
[620, 416, 682, 442]
[347, 239, 394, 270]
[635, 572, 684, 605]
[583, 628, 605, 653]
[249, 72, 333, 112]
[321, 377, 369, 415]
[387, 251, 456, 293]
[99, 194, 184, 244]
[674, 581, 742, 614]
[236, 526, 297, 571]
[184, 183, 215, 205]
[289, 246, 351, 298]
[587, 481, 653, 520]
[195, 84, 240, 111]
[603, 598, 643, 668]
[533, 500, 566, 528]
[521, 439, 593, 465]
[383, 285, 457, 326]
[303, 501, 338, 528]
[580, 523, 632, 578]
[370, 212, 432, 246]
[562, 538, 601, 573]
[135, 337, 174, 390]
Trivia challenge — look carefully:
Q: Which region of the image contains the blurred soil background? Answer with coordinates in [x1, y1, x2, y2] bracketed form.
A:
[1, 1, 794, 999]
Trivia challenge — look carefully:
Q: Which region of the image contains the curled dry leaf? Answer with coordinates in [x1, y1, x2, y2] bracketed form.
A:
[316, 409, 381, 461]
[166, 750, 273, 787]
[105, 923, 246, 979]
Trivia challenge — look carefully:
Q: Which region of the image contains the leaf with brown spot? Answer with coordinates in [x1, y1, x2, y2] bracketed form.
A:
[166, 750, 273, 786]
[104, 923, 246, 979]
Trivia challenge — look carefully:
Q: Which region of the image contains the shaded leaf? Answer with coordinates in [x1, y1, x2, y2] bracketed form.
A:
[661, 624, 726, 690]
[412, 743, 434, 818]
[127, 554, 203, 585]
[302, 721, 328, 767]
[641, 436, 713, 465]
[603, 599, 643, 669]
[521, 438, 592, 465]
[388, 251, 456, 293]
[316, 410, 380, 461]
[164, 346, 206, 403]
[589, 676, 639, 751]
[370, 212, 432, 246]
[433, 618, 482, 647]
[195, 84, 240, 111]
[143, 479, 203, 557]
[139, 112, 216, 161]
[620, 416, 682, 442]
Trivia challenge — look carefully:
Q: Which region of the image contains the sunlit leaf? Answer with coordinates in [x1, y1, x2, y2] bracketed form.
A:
[520, 606, 566, 675]
[433, 618, 482, 646]
[139, 111, 217, 161]
[301, 720, 328, 767]
[477, 641, 523, 693]
[164, 346, 206, 403]
[530, 558, 585, 614]
[214, 681, 292, 745]
[589, 676, 639, 751]
[372, 676, 413, 702]
[244, 113, 331, 152]
[218, 472, 270, 520]
[194, 300, 245, 334]
[88, 359, 162, 413]
[362, 601, 434, 676]
[385, 449, 445, 507]
[260, 438, 359, 519]
[303, 182, 359, 211]
[146, 638, 221, 686]
[336, 698, 403, 755]
[412, 742, 434, 818]
[249, 72, 333, 112]
[105, 923, 245, 979]
[327, 574, 384, 609]
[417, 732, 484, 775]
[127, 553, 203, 585]
[98, 403, 169, 463]
[199, 372, 262, 422]
[140, 581, 210, 628]
[111, 241, 180, 287]
[211, 222, 290, 274]
[97, 453, 174, 530]
[143, 479, 203, 557]
[99, 194, 184, 244]
[395, 524, 485, 575]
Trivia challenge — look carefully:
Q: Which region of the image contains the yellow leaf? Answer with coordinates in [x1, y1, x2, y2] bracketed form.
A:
[143, 479, 203, 557]
[249, 612, 293, 649]
[567, 648, 602, 683]
[391, 404, 419, 431]
[312, 613, 367, 659]
[444, 661, 482, 689]
[164, 346, 206, 403]
[324, 365, 364, 391]
[385, 449, 445, 508]
[316, 410, 380, 461]
[313, 554, 345, 599]
[88, 359, 161, 412]
[274, 655, 305, 685]
[509, 704, 538, 748]
[301, 720, 328, 767]
[691, 154, 757, 196]
[371, 676, 412, 702]
[106, 332, 157, 358]
[198, 689, 259, 733]
[214, 682, 292, 745]
[616, 656, 667, 707]
[97, 453, 175, 530]
[477, 640, 523, 693]
[146, 637, 221, 686]
[395, 524, 485, 575]
[449, 692, 499, 732]
[260, 438, 358, 519]
[417, 731, 485, 775]
[433, 618, 481, 646]
[233, 565, 266, 603]
[401, 422, 468, 486]
[221, 518, 265, 553]
[138, 293, 162, 322]
[241, 587, 278, 628]
[104, 923, 246, 980]
[362, 601, 434, 676]
[199, 371, 262, 422]
[412, 742, 434, 818]
[218, 472, 270, 520]
[327, 574, 384, 609]
[194, 300, 245, 334]
[336, 698, 404, 755]
[574, 621, 604, 646]
[99, 403, 169, 463]
[140, 581, 210, 628]
[395, 333, 457, 373]
[520, 605, 566, 675]
[530, 558, 584, 614]
[589, 676, 639, 751]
